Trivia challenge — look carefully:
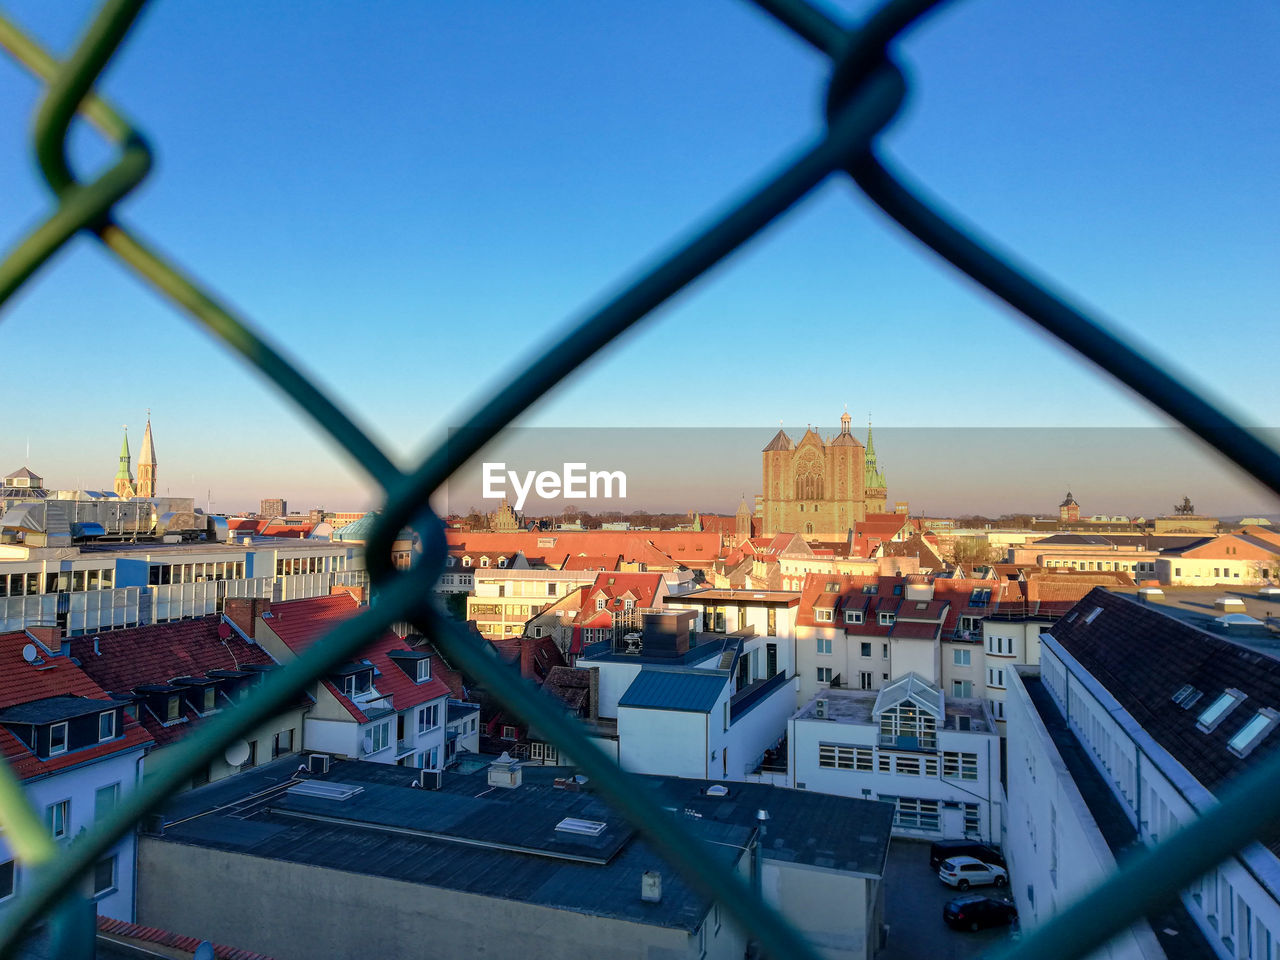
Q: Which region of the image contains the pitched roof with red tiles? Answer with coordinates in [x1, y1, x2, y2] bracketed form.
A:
[580, 572, 666, 624]
[264, 594, 450, 722]
[97, 916, 275, 960]
[447, 531, 722, 570]
[0, 631, 153, 781]
[67, 618, 278, 747]
[560, 554, 623, 571]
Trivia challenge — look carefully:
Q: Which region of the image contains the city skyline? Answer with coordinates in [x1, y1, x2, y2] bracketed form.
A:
[2, 1, 1278, 509]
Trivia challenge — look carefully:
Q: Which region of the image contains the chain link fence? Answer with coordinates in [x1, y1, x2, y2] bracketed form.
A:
[1, 1, 1277, 958]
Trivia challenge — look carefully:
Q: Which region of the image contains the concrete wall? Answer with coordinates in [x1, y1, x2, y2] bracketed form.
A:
[138, 840, 723, 960]
[618, 707, 710, 780]
[592, 660, 644, 719]
[727, 681, 795, 779]
[763, 862, 878, 960]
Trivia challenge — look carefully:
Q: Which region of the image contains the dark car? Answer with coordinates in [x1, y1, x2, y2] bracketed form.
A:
[930, 839, 1006, 871]
[943, 895, 1019, 932]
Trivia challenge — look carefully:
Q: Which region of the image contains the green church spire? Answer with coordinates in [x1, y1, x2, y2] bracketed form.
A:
[115, 427, 133, 481]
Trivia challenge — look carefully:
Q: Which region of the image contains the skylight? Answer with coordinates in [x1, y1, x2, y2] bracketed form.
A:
[1172, 685, 1205, 710]
[555, 817, 607, 836]
[1228, 710, 1278, 758]
[1082, 606, 1103, 624]
[1198, 689, 1246, 732]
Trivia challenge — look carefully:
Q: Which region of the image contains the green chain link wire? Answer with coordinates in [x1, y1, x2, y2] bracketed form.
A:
[2, 1, 1278, 959]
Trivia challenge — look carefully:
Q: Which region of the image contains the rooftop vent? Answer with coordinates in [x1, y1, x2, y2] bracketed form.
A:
[555, 817, 607, 836]
[286, 781, 364, 802]
[1259, 587, 1280, 599]
[1138, 587, 1165, 602]
[1214, 597, 1247, 612]
[641, 870, 662, 903]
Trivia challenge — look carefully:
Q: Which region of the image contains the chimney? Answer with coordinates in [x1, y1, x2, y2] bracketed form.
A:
[588, 667, 600, 723]
[330, 584, 365, 604]
[225, 597, 271, 639]
[520, 635, 537, 680]
[641, 871, 662, 903]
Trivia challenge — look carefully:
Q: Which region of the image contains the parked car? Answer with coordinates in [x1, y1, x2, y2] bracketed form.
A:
[938, 855, 1009, 890]
[930, 839, 1006, 871]
[943, 895, 1019, 931]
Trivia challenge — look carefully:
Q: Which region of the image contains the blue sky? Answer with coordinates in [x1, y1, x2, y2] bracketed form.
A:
[1, 1, 1277, 514]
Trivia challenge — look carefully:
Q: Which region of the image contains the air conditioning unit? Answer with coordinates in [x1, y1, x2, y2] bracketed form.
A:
[419, 769, 442, 790]
[307, 753, 330, 775]
[815, 698, 828, 720]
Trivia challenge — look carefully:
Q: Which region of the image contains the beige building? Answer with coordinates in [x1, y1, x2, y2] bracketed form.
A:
[466, 568, 600, 639]
[760, 411, 887, 541]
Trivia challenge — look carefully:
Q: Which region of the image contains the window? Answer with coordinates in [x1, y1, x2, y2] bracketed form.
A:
[943, 751, 979, 780]
[94, 783, 120, 822]
[1198, 689, 1247, 732]
[502, 725, 518, 739]
[369, 723, 390, 753]
[953, 649, 971, 666]
[860, 642, 872, 658]
[858, 671, 873, 690]
[959, 615, 982, 633]
[0, 860, 13, 901]
[888, 796, 940, 830]
[47, 799, 69, 839]
[818, 744, 872, 770]
[895, 755, 921, 776]
[767, 608, 776, 636]
[964, 803, 980, 834]
[416, 658, 431, 682]
[817, 667, 833, 684]
[816, 637, 832, 655]
[273, 728, 294, 757]
[816, 609, 833, 623]
[987, 667, 1006, 689]
[844, 610, 863, 624]
[529, 742, 559, 763]
[92, 855, 116, 897]
[879, 612, 895, 626]
[49, 722, 68, 756]
[879, 703, 938, 750]
[969, 588, 991, 607]
[1228, 709, 1279, 758]
[245, 739, 258, 767]
[419, 704, 439, 733]
[480, 557, 489, 567]
[991, 699, 1006, 721]
[882, 643, 888, 658]
[166, 696, 180, 721]
[952, 680, 972, 697]
[203, 686, 217, 713]
[596, 598, 606, 611]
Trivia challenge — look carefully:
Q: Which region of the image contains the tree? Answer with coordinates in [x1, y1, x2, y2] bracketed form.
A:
[949, 536, 1003, 566]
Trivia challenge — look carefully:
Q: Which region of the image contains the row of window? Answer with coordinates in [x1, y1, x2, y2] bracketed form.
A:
[0, 854, 116, 904]
[47, 711, 118, 756]
[446, 556, 509, 568]
[274, 556, 342, 578]
[0, 569, 115, 597]
[814, 610, 896, 626]
[879, 795, 979, 833]
[818, 745, 979, 779]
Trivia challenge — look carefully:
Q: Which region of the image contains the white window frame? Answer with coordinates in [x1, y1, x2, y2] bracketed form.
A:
[47, 799, 70, 840]
[953, 649, 971, 666]
[816, 608, 833, 623]
[98, 711, 116, 742]
[416, 658, 431, 682]
[48, 722, 68, 756]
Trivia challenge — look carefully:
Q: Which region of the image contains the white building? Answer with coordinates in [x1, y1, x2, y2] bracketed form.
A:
[663, 588, 800, 690]
[786, 676, 1001, 842]
[1005, 587, 1277, 960]
[0, 627, 152, 923]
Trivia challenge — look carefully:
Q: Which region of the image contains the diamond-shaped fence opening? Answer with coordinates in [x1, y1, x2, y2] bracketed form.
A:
[1, 1, 1278, 958]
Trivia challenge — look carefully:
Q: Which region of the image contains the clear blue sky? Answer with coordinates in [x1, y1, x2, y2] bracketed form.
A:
[1, 0, 1277, 514]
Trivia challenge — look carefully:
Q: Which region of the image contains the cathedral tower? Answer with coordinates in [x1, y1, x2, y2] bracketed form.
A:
[137, 413, 157, 498]
[113, 428, 135, 499]
[864, 419, 887, 514]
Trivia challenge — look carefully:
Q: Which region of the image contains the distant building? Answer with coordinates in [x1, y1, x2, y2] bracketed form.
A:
[760, 411, 888, 541]
[1059, 491, 1081, 523]
[1, 466, 47, 516]
[259, 497, 286, 518]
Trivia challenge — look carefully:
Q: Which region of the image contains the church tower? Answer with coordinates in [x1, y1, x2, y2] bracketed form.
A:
[864, 419, 887, 514]
[113, 428, 135, 499]
[137, 413, 157, 498]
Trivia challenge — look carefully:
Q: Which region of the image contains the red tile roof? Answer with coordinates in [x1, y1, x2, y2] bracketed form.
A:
[97, 916, 275, 960]
[0, 631, 153, 780]
[265, 595, 450, 722]
[448, 531, 721, 570]
[560, 554, 623, 571]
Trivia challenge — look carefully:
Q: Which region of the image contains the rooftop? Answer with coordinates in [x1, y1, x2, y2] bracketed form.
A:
[666, 588, 801, 606]
[149, 758, 893, 931]
[792, 686, 994, 733]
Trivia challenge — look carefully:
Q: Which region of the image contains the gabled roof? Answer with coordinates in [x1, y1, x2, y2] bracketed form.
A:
[872, 672, 943, 718]
[618, 669, 727, 714]
[265, 594, 450, 722]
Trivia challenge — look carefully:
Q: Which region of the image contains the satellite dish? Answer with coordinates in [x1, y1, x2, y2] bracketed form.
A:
[224, 740, 251, 766]
[21, 644, 38, 663]
[217, 622, 232, 640]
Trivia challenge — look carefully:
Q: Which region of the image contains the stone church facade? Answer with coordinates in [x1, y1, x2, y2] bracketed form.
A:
[760, 411, 887, 540]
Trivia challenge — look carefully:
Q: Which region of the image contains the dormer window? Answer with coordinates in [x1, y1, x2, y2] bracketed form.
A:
[341, 670, 373, 699]
[879, 612, 895, 626]
[480, 557, 490, 567]
[1198, 689, 1246, 733]
[815, 609, 833, 623]
[596, 598, 605, 611]
[824, 583, 840, 593]
[166, 697, 180, 722]
[416, 659, 431, 682]
[98, 711, 115, 742]
[862, 584, 876, 595]
[446, 557, 456, 567]
[497, 557, 507, 568]
[462, 556, 472, 567]
[49, 722, 68, 756]
[845, 610, 863, 625]
[202, 687, 217, 713]
[969, 588, 991, 607]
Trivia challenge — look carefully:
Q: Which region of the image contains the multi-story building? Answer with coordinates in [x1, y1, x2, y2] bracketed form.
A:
[1006, 587, 1279, 960]
[259, 498, 287, 518]
[0, 626, 153, 922]
[787, 676, 1002, 842]
[663, 588, 799, 689]
[252, 593, 451, 770]
[466, 568, 597, 639]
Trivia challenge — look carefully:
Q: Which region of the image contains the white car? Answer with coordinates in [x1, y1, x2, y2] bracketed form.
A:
[938, 855, 1009, 890]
